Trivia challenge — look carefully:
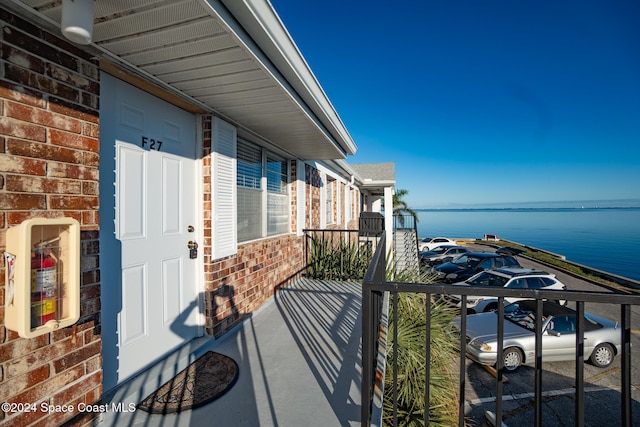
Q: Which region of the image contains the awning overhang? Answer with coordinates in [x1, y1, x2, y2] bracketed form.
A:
[7, 0, 357, 160]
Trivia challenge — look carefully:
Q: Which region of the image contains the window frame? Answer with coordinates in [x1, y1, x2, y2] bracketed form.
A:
[236, 138, 291, 243]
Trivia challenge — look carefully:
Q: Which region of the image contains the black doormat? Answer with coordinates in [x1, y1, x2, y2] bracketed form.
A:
[137, 351, 238, 414]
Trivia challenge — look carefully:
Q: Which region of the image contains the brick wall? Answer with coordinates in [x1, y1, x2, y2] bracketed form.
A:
[201, 119, 305, 337]
[203, 234, 304, 337]
[306, 164, 322, 229]
[0, 8, 102, 426]
[350, 187, 361, 229]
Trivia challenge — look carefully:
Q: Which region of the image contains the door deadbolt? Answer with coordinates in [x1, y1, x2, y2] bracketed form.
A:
[188, 240, 198, 259]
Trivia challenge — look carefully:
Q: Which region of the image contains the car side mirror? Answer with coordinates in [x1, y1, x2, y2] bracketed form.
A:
[548, 329, 561, 337]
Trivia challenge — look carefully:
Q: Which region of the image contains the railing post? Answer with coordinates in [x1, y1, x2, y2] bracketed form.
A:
[495, 297, 504, 424]
[458, 297, 467, 427]
[361, 282, 372, 427]
[622, 304, 632, 425]
[362, 233, 386, 427]
[534, 299, 543, 427]
[575, 302, 585, 426]
[424, 294, 431, 426]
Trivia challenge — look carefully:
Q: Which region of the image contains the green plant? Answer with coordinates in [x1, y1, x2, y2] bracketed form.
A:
[383, 263, 460, 426]
[306, 235, 373, 280]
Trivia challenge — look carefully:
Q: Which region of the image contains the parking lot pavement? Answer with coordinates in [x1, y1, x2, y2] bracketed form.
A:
[455, 244, 640, 426]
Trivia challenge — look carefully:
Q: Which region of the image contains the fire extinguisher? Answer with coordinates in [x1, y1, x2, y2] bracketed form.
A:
[31, 245, 57, 327]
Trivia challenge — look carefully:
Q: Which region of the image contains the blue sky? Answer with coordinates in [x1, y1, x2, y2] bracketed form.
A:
[270, 0, 640, 208]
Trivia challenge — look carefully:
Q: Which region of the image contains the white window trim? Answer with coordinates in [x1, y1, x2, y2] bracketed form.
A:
[296, 160, 306, 236]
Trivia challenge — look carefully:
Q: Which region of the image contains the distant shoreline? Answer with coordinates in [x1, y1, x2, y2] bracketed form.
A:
[415, 206, 640, 213]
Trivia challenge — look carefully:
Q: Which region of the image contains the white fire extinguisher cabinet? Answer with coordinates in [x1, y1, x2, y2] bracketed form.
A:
[4, 218, 80, 338]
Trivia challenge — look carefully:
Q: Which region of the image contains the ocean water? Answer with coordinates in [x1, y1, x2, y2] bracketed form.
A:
[415, 208, 640, 281]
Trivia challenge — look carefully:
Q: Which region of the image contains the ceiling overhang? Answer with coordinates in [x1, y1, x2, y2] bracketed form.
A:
[7, 0, 357, 160]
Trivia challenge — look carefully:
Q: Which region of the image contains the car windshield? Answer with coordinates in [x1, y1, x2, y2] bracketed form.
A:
[504, 302, 538, 331]
[453, 254, 482, 267]
[431, 246, 450, 254]
[466, 271, 509, 287]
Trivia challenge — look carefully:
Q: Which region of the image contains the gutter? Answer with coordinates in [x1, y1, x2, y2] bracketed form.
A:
[219, 0, 357, 156]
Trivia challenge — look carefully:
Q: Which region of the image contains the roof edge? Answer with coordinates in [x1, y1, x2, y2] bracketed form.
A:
[219, 0, 357, 156]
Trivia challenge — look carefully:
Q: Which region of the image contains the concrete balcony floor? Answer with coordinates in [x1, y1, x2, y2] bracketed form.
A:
[101, 278, 363, 426]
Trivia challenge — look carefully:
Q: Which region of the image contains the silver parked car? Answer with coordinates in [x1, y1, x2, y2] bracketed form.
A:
[452, 300, 622, 371]
[419, 245, 469, 267]
[443, 268, 567, 313]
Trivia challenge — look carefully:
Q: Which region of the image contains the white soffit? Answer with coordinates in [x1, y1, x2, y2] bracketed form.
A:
[11, 0, 356, 160]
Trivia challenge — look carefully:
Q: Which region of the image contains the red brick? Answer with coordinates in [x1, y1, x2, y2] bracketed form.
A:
[82, 151, 99, 167]
[0, 193, 47, 210]
[0, 81, 46, 108]
[46, 63, 95, 93]
[4, 336, 82, 379]
[82, 122, 99, 138]
[7, 139, 83, 164]
[52, 341, 101, 374]
[3, 41, 47, 72]
[48, 129, 99, 152]
[79, 284, 100, 301]
[0, 117, 46, 142]
[0, 334, 49, 365]
[48, 98, 98, 124]
[47, 162, 98, 180]
[8, 365, 84, 407]
[51, 370, 102, 407]
[84, 355, 102, 374]
[5, 175, 81, 194]
[79, 298, 100, 319]
[0, 364, 50, 401]
[81, 213, 99, 230]
[6, 101, 82, 133]
[48, 195, 98, 210]
[2, 405, 47, 427]
[81, 181, 98, 195]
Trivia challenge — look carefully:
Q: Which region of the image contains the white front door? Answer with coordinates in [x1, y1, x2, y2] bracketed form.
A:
[100, 74, 201, 391]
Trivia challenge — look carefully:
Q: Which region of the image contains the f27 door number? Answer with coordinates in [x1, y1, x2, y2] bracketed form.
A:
[141, 136, 162, 151]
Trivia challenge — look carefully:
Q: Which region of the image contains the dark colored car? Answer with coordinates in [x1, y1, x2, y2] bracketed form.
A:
[433, 252, 520, 283]
[496, 246, 526, 256]
[419, 245, 469, 267]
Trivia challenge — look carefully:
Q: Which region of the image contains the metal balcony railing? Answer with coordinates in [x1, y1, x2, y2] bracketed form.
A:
[393, 214, 416, 231]
[303, 228, 382, 280]
[361, 233, 639, 427]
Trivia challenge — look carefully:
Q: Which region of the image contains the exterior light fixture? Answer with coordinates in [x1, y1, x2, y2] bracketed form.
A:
[61, 0, 95, 45]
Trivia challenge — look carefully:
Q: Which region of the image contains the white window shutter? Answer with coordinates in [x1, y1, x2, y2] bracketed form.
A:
[212, 117, 237, 259]
[296, 160, 306, 235]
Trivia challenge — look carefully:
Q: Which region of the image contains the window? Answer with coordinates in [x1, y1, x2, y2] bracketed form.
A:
[508, 278, 527, 289]
[325, 177, 335, 224]
[549, 316, 576, 334]
[267, 153, 288, 235]
[237, 140, 289, 242]
[524, 277, 544, 289]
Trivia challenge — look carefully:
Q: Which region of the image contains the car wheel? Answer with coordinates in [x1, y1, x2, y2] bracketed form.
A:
[484, 303, 498, 313]
[502, 347, 523, 371]
[590, 343, 615, 368]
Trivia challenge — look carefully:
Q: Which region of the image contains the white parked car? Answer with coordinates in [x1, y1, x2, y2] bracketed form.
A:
[418, 236, 456, 252]
[442, 268, 567, 314]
